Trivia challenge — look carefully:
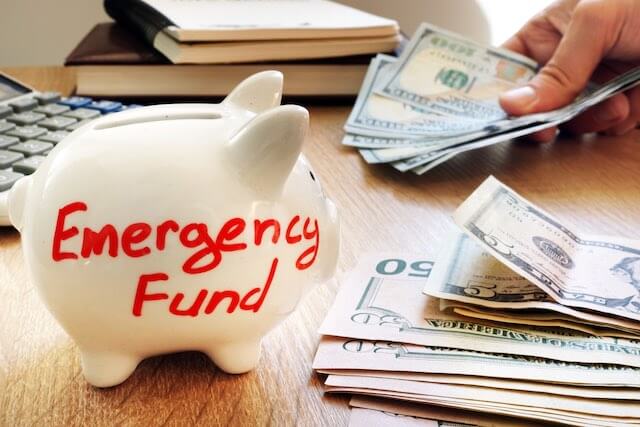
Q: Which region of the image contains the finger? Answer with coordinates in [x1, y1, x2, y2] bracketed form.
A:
[501, 1, 572, 64]
[501, 22, 562, 66]
[606, 86, 640, 135]
[562, 93, 630, 134]
[526, 126, 559, 143]
[500, 1, 611, 116]
[606, 118, 638, 136]
[502, 34, 529, 56]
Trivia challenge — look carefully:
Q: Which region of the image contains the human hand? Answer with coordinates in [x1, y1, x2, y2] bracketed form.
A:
[498, 0, 640, 142]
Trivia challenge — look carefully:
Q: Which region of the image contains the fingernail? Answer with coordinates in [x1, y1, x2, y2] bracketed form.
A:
[502, 86, 538, 112]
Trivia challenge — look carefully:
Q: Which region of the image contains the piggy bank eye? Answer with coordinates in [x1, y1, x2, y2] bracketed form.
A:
[309, 170, 316, 181]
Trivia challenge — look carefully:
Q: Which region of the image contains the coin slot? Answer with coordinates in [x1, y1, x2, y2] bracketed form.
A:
[94, 112, 222, 130]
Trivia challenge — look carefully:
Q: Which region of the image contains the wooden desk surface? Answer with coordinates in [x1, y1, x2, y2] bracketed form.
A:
[1, 66, 639, 426]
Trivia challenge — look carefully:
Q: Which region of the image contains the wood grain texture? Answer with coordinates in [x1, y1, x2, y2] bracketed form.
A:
[1, 66, 639, 426]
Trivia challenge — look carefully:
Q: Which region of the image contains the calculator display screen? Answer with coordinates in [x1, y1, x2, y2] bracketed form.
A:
[0, 74, 32, 102]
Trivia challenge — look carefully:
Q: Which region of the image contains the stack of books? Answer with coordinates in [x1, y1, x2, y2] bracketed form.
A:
[66, 0, 401, 98]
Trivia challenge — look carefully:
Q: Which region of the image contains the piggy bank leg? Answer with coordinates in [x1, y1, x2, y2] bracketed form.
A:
[79, 349, 140, 387]
[207, 339, 262, 374]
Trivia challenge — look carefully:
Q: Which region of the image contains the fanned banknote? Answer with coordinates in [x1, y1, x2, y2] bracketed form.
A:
[345, 54, 486, 139]
[313, 251, 640, 426]
[375, 24, 537, 120]
[454, 176, 640, 322]
[317, 253, 640, 368]
[342, 22, 640, 174]
[327, 375, 640, 427]
[425, 231, 640, 337]
[314, 336, 640, 387]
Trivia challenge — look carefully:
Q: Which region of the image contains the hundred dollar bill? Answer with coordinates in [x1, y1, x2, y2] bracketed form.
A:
[341, 134, 433, 149]
[425, 232, 640, 336]
[454, 176, 640, 322]
[326, 375, 640, 423]
[313, 336, 640, 387]
[359, 146, 452, 164]
[391, 118, 565, 172]
[317, 253, 640, 368]
[375, 23, 538, 121]
[388, 66, 640, 170]
[411, 152, 457, 175]
[345, 55, 485, 139]
[346, 65, 640, 169]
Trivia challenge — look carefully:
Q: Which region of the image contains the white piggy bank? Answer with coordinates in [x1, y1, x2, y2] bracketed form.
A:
[8, 71, 339, 387]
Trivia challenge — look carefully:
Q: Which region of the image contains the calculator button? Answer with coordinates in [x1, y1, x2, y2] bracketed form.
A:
[0, 150, 24, 168]
[0, 121, 16, 133]
[35, 92, 61, 105]
[86, 100, 122, 114]
[6, 112, 46, 126]
[0, 135, 19, 148]
[38, 130, 69, 144]
[6, 126, 47, 140]
[63, 107, 100, 120]
[58, 96, 92, 109]
[35, 104, 70, 116]
[66, 119, 95, 131]
[0, 105, 12, 119]
[9, 98, 38, 112]
[39, 116, 77, 130]
[9, 140, 53, 156]
[12, 155, 46, 175]
[0, 169, 24, 191]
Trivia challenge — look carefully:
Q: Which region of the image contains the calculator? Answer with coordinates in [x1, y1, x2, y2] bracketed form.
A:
[0, 72, 140, 226]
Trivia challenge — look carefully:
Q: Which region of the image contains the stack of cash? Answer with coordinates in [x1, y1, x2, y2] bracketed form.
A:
[314, 177, 640, 426]
[344, 24, 640, 175]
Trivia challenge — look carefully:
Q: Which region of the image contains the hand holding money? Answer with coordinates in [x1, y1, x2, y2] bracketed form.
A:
[500, 0, 640, 140]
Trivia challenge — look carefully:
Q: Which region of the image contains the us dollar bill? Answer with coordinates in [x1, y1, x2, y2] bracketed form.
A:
[314, 336, 640, 387]
[341, 21, 640, 174]
[454, 176, 640, 322]
[350, 396, 544, 427]
[341, 134, 433, 149]
[411, 152, 458, 175]
[345, 54, 486, 139]
[390, 118, 566, 172]
[425, 232, 640, 335]
[442, 300, 640, 340]
[359, 146, 451, 164]
[318, 253, 640, 368]
[326, 375, 640, 426]
[375, 23, 538, 121]
[348, 407, 455, 427]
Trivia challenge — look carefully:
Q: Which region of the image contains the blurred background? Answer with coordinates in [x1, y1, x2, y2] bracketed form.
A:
[0, 0, 554, 66]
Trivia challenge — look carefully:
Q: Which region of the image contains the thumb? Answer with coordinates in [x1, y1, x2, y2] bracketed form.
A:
[500, 2, 609, 115]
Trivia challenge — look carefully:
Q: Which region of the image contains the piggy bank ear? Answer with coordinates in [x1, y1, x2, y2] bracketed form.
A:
[227, 105, 308, 197]
[223, 71, 283, 114]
